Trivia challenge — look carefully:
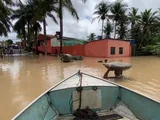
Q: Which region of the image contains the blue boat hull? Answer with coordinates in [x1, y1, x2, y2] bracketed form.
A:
[12, 72, 160, 120]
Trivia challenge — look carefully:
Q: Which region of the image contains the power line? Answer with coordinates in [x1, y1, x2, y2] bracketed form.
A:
[64, 15, 93, 29]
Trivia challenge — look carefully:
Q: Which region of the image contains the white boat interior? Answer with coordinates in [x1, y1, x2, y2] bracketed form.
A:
[12, 71, 160, 120]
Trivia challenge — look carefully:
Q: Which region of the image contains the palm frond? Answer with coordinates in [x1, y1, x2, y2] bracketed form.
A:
[47, 13, 58, 24]
[92, 16, 100, 23]
[0, 22, 8, 36]
[62, 0, 79, 20]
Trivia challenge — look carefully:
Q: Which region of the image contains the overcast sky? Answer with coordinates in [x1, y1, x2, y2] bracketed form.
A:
[0, 0, 160, 42]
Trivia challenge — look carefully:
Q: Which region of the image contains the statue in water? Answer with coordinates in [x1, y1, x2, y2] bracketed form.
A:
[102, 59, 132, 79]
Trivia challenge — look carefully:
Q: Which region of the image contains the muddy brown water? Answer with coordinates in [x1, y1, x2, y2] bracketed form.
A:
[0, 55, 160, 120]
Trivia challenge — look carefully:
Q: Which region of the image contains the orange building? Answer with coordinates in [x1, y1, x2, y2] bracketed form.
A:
[35, 34, 132, 58]
[36, 34, 54, 54]
[84, 39, 131, 58]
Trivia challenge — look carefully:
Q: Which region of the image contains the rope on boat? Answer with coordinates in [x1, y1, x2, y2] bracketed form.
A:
[110, 87, 122, 111]
[73, 107, 99, 120]
[69, 70, 82, 113]
[42, 93, 59, 120]
[72, 70, 99, 120]
[69, 94, 80, 113]
[77, 70, 83, 110]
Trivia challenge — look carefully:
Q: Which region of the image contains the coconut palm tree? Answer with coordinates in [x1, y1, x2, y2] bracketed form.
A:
[12, 0, 57, 52]
[103, 21, 113, 38]
[13, 17, 26, 42]
[58, 0, 88, 53]
[87, 33, 96, 41]
[117, 10, 129, 39]
[29, 0, 58, 55]
[128, 7, 140, 39]
[0, 0, 13, 36]
[31, 0, 80, 55]
[11, 3, 31, 49]
[58, 0, 86, 54]
[110, 0, 128, 39]
[92, 1, 110, 38]
[138, 9, 158, 48]
[32, 21, 42, 54]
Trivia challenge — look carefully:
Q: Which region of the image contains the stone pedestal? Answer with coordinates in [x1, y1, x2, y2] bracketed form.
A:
[103, 62, 132, 79]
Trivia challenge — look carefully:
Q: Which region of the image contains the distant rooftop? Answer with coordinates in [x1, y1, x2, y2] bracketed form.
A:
[38, 34, 85, 41]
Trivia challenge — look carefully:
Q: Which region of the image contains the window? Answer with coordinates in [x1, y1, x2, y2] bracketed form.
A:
[110, 47, 115, 55]
[119, 47, 123, 54]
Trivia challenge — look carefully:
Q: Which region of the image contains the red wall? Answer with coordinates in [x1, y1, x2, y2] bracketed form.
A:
[63, 44, 84, 56]
[36, 38, 131, 58]
[37, 34, 50, 40]
[84, 40, 108, 58]
[38, 39, 52, 54]
[107, 40, 131, 58]
[83, 39, 131, 58]
[52, 44, 84, 56]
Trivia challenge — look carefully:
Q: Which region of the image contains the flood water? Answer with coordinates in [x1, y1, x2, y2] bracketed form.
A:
[0, 55, 160, 120]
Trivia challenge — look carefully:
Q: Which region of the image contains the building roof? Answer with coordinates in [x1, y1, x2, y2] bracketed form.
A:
[87, 38, 131, 44]
[37, 34, 88, 46]
[38, 34, 85, 41]
[37, 34, 55, 41]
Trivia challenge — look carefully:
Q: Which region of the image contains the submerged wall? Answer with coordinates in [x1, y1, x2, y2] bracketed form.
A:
[84, 40, 108, 58]
[63, 44, 84, 56]
[84, 39, 131, 58]
[38, 40, 52, 54]
[107, 40, 131, 58]
[52, 44, 84, 56]
[37, 38, 131, 58]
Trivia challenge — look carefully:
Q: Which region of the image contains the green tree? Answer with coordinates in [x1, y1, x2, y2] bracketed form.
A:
[0, 0, 13, 36]
[30, 0, 58, 55]
[138, 9, 158, 48]
[32, 22, 42, 54]
[31, 0, 80, 55]
[92, 1, 110, 38]
[117, 11, 129, 39]
[58, 0, 87, 54]
[110, 0, 128, 39]
[128, 7, 140, 39]
[150, 42, 160, 55]
[103, 21, 113, 38]
[11, 3, 29, 47]
[5, 39, 13, 46]
[87, 33, 96, 41]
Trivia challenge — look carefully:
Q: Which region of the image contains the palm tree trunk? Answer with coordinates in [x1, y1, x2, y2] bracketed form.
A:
[43, 18, 47, 55]
[101, 20, 104, 39]
[114, 21, 117, 39]
[138, 30, 146, 49]
[120, 23, 123, 39]
[35, 29, 38, 54]
[131, 22, 135, 38]
[59, 0, 63, 54]
[22, 24, 26, 49]
[27, 20, 30, 50]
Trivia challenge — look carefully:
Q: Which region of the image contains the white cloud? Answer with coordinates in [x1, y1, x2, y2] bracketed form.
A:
[1, 0, 160, 42]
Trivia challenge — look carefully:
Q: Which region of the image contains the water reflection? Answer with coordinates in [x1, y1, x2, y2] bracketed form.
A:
[0, 56, 160, 119]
